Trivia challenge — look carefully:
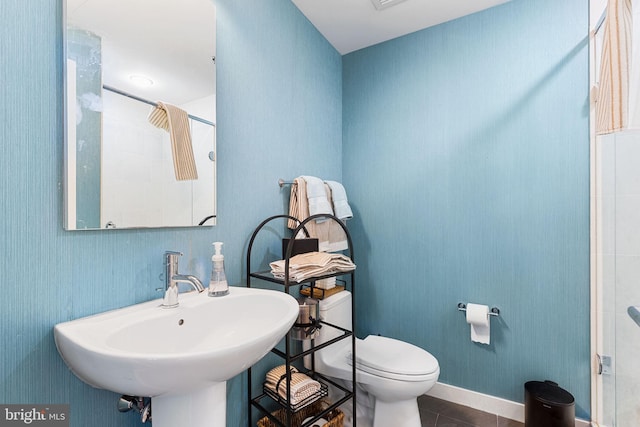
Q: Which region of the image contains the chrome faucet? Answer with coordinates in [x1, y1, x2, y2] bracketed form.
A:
[162, 251, 205, 308]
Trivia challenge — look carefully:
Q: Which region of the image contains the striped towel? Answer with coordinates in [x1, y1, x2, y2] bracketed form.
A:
[148, 101, 198, 180]
[265, 365, 321, 405]
[595, 0, 632, 134]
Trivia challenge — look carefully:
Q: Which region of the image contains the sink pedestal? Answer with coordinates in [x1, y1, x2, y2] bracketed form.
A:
[152, 382, 226, 427]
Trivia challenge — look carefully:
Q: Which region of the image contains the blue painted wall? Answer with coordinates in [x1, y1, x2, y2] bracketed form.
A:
[0, 0, 341, 426]
[343, 0, 591, 419]
[1, 0, 591, 425]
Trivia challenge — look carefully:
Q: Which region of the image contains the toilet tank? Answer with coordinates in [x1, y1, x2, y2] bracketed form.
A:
[305, 290, 352, 372]
[317, 290, 352, 345]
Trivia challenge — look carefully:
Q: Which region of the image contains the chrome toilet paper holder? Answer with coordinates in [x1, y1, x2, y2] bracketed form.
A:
[457, 302, 500, 317]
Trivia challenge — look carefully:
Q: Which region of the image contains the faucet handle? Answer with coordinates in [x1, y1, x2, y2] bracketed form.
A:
[165, 251, 183, 260]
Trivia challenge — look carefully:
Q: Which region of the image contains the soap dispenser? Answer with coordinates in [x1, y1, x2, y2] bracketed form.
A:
[208, 242, 229, 297]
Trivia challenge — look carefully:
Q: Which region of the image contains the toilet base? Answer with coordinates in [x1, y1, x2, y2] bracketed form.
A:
[373, 398, 421, 427]
[326, 379, 422, 427]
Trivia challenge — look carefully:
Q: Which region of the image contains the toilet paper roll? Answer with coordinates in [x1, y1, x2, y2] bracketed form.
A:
[466, 303, 490, 345]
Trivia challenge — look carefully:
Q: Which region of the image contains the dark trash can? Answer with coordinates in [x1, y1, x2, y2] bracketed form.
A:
[524, 380, 575, 427]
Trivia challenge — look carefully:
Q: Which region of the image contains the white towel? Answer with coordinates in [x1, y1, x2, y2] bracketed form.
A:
[302, 176, 333, 221]
[316, 277, 336, 290]
[326, 181, 353, 220]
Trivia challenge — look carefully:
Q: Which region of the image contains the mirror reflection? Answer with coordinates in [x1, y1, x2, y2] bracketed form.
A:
[64, 0, 217, 230]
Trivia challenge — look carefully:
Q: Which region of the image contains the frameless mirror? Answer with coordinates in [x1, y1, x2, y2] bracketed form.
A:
[64, 0, 216, 230]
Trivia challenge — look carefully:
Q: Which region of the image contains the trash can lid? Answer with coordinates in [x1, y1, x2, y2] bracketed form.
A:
[525, 380, 575, 406]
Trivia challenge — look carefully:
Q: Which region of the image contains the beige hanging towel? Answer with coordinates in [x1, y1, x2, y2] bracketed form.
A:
[148, 101, 198, 180]
[288, 177, 348, 252]
[595, 0, 633, 135]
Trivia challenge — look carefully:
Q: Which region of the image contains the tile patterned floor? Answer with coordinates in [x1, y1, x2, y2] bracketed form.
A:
[417, 396, 524, 427]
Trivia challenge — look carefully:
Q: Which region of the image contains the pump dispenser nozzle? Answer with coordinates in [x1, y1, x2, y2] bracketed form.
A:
[213, 242, 223, 257]
[208, 242, 229, 297]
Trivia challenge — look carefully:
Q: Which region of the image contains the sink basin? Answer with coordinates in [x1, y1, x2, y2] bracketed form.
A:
[54, 287, 299, 426]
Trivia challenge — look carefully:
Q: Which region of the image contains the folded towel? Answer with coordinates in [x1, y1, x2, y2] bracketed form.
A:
[316, 277, 336, 290]
[301, 176, 333, 221]
[265, 364, 298, 386]
[326, 181, 353, 221]
[270, 251, 356, 282]
[265, 365, 321, 405]
[148, 101, 198, 181]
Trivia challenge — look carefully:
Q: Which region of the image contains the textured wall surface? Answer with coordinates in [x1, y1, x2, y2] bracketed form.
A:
[342, 0, 591, 419]
[0, 0, 341, 426]
[1, 0, 593, 425]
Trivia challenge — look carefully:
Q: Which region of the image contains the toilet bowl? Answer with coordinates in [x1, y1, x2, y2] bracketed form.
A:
[309, 290, 439, 427]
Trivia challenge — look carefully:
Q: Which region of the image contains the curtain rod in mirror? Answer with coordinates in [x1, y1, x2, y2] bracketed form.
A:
[102, 85, 215, 127]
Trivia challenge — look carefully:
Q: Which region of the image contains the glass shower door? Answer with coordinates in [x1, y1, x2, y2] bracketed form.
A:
[597, 131, 640, 427]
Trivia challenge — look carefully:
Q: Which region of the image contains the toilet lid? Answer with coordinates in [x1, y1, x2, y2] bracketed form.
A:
[346, 335, 439, 380]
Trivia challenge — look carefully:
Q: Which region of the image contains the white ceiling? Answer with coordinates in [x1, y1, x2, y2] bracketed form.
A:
[66, 0, 216, 106]
[291, 0, 511, 55]
[64, 0, 510, 108]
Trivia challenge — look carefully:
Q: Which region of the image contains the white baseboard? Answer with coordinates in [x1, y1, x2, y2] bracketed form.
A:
[425, 382, 591, 427]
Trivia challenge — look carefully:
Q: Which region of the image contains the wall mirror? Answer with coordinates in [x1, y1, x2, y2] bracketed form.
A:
[64, 0, 217, 230]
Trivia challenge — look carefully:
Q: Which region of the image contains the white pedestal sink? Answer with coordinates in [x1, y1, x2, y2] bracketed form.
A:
[54, 287, 299, 426]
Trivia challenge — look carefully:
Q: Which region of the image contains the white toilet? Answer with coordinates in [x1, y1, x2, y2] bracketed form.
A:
[310, 290, 439, 427]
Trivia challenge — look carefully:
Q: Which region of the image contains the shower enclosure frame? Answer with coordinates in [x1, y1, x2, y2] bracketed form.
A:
[590, 2, 640, 426]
